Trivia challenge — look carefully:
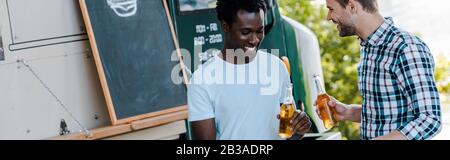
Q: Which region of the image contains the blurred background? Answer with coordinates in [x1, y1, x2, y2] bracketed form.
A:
[279, 0, 450, 140]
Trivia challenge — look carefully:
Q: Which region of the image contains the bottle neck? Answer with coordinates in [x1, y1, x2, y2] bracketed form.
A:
[284, 84, 293, 104]
[314, 76, 326, 94]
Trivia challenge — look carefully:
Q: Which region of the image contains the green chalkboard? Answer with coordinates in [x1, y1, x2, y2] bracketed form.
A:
[80, 0, 187, 125]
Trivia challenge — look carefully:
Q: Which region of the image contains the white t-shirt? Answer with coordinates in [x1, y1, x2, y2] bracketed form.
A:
[188, 51, 291, 140]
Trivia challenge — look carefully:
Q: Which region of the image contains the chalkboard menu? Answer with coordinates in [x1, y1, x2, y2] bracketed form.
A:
[79, 0, 188, 125]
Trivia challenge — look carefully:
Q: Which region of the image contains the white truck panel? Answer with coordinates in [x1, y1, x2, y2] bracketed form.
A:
[0, 0, 185, 139]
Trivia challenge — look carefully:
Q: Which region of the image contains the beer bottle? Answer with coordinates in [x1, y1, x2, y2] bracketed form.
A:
[313, 74, 337, 129]
[278, 83, 295, 139]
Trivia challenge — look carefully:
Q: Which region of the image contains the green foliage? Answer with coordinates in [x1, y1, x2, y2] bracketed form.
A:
[435, 54, 450, 111]
[279, 0, 362, 140]
[435, 55, 450, 93]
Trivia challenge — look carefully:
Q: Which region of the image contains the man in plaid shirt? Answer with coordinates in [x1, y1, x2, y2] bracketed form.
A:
[320, 0, 442, 140]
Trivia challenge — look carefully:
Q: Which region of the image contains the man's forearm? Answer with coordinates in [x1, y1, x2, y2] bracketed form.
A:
[373, 130, 408, 140]
[190, 119, 217, 140]
[347, 104, 362, 123]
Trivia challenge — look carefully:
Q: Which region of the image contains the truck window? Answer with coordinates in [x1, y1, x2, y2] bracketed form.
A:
[179, 0, 217, 12]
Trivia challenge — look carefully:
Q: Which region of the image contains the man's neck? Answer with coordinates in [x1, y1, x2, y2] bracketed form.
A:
[355, 12, 385, 41]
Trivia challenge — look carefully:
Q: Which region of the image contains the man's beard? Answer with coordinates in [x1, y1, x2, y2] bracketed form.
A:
[337, 21, 357, 37]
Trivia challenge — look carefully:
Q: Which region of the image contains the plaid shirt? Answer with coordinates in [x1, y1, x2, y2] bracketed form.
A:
[358, 17, 441, 140]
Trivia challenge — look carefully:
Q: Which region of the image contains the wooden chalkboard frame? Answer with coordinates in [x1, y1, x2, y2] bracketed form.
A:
[79, 0, 189, 125]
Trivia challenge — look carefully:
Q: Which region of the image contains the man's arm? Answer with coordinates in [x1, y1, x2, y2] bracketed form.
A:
[190, 118, 216, 140]
[341, 104, 362, 123]
[373, 130, 407, 140]
[188, 75, 217, 140]
[391, 44, 442, 140]
[326, 100, 362, 123]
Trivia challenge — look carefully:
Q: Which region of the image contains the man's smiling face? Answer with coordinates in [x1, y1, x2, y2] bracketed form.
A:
[223, 9, 265, 54]
[326, 0, 357, 37]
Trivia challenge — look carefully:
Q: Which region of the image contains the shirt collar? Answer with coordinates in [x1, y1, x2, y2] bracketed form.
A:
[360, 17, 395, 46]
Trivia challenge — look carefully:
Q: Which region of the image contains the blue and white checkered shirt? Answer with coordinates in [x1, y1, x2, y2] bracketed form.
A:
[358, 17, 441, 140]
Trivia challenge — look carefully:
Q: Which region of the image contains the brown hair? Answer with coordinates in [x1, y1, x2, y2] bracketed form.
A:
[336, 0, 378, 13]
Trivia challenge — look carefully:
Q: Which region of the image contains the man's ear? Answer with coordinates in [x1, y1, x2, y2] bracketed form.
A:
[348, 0, 358, 14]
[221, 21, 230, 33]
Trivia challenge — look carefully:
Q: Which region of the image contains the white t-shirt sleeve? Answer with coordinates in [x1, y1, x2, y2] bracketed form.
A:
[187, 83, 215, 122]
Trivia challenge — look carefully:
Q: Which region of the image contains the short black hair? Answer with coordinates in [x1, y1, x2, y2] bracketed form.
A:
[216, 0, 267, 26]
